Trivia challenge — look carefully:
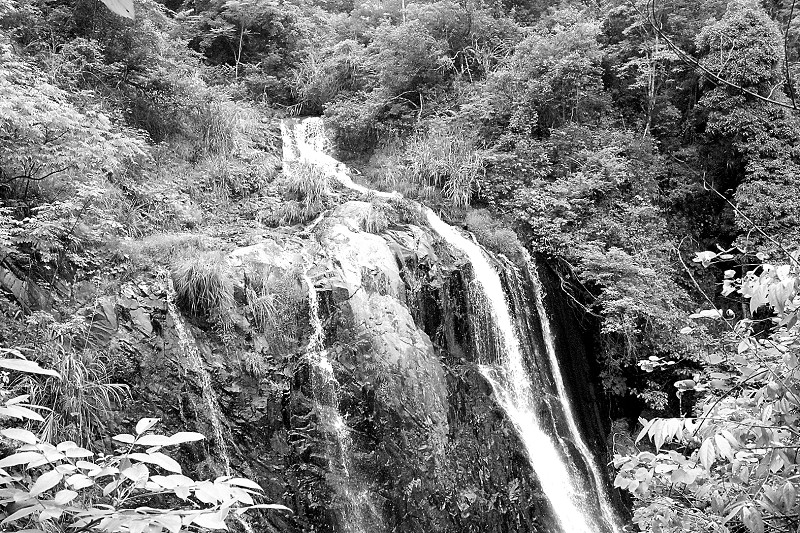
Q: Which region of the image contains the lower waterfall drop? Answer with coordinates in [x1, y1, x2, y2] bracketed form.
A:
[425, 211, 608, 533]
[165, 277, 234, 474]
[302, 264, 382, 533]
[528, 259, 623, 533]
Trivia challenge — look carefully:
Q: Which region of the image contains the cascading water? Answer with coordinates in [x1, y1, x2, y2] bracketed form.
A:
[282, 118, 398, 199]
[281, 116, 621, 533]
[424, 213, 610, 533]
[302, 260, 382, 533]
[165, 277, 234, 474]
[164, 277, 256, 533]
[528, 259, 622, 533]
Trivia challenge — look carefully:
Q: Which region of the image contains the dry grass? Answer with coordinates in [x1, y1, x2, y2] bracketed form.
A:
[368, 122, 488, 209]
[172, 251, 235, 325]
[244, 263, 306, 353]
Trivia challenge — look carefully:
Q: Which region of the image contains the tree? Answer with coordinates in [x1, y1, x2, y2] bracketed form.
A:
[697, 0, 800, 251]
[614, 249, 800, 533]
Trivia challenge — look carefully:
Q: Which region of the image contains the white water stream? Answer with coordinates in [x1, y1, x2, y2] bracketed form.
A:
[424, 215, 601, 533]
[283, 116, 622, 533]
[302, 258, 382, 533]
[529, 260, 622, 533]
[165, 277, 256, 533]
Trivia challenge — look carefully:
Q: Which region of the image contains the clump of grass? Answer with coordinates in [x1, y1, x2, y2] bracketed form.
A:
[368, 121, 487, 209]
[262, 200, 305, 227]
[25, 315, 130, 445]
[244, 263, 305, 353]
[465, 209, 524, 262]
[285, 160, 331, 213]
[172, 251, 235, 325]
[262, 161, 331, 226]
[363, 201, 389, 234]
[192, 96, 240, 159]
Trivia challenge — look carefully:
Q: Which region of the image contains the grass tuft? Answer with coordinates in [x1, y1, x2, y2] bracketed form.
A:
[366, 121, 488, 209]
[262, 161, 332, 226]
[363, 201, 389, 234]
[465, 209, 524, 262]
[172, 251, 235, 325]
[244, 263, 305, 353]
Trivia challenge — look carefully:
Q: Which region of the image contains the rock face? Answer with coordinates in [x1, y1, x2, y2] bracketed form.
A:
[85, 198, 613, 533]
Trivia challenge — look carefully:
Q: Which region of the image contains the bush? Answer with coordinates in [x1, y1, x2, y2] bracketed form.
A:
[323, 90, 384, 153]
[172, 251, 235, 325]
[465, 209, 523, 260]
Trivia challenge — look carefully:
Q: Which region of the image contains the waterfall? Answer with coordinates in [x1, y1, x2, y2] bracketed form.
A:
[425, 212, 611, 533]
[281, 116, 621, 533]
[302, 262, 382, 533]
[528, 260, 622, 533]
[165, 277, 234, 475]
[283, 117, 399, 199]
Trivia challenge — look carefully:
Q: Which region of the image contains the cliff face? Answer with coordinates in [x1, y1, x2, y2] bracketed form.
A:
[95, 199, 556, 533]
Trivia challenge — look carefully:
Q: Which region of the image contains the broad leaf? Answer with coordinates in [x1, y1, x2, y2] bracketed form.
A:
[0, 451, 44, 468]
[135, 418, 160, 435]
[169, 432, 205, 445]
[699, 438, 716, 470]
[29, 470, 63, 497]
[128, 452, 181, 474]
[1, 504, 37, 524]
[53, 489, 78, 505]
[0, 359, 59, 378]
[1, 428, 38, 444]
[100, 0, 134, 19]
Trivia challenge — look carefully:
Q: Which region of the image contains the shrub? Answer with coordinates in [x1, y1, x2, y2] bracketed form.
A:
[172, 251, 235, 325]
[465, 209, 523, 261]
[323, 90, 383, 153]
[291, 39, 366, 114]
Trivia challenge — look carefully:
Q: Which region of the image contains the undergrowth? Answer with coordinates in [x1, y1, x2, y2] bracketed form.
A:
[24, 313, 130, 445]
